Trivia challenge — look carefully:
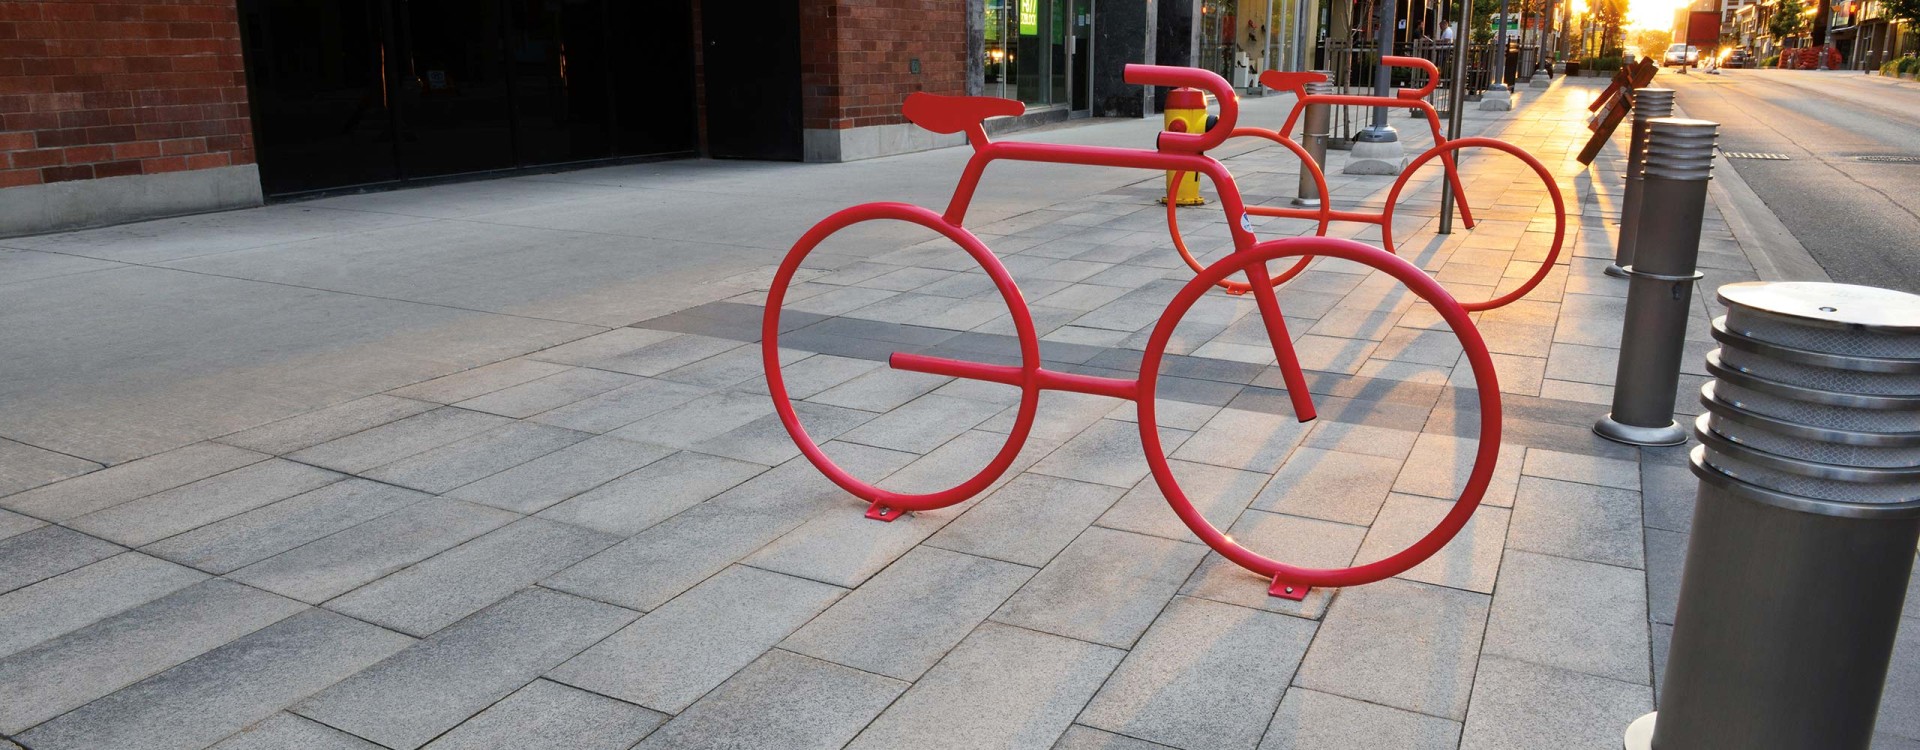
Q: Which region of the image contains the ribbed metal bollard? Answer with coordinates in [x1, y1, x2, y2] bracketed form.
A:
[1293, 76, 1335, 207]
[1606, 88, 1675, 278]
[1624, 281, 1920, 750]
[1595, 118, 1718, 446]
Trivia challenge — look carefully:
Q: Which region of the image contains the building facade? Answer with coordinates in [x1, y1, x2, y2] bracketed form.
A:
[1, 0, 1339, 236]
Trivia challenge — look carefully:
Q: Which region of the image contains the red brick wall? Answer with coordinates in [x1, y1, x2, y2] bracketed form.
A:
[799, 0, 969, 130]
[0, 0, 252, 190]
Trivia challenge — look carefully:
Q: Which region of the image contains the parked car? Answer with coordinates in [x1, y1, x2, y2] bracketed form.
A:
[1665, 43, 1700, 67]
[1725, 48, 1753, 68]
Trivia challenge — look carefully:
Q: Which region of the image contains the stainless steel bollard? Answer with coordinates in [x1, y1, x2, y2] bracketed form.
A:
[1624, 281, 1920, 750]
[1606, 88, 1676, 278]
[1595, 118, 1718, 446]
[1293, 76, 1335, 208]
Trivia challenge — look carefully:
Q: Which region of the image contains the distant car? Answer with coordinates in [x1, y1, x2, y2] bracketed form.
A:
[1665, 43, 1700, 67]
[1725, 48, 1752, 68]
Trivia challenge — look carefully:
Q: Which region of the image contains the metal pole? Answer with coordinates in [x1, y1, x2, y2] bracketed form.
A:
[1372, 0, 1396, 130]
[1624, 280, 1920, 750]
[1439, 0, 1472, 234]
[1295, 76, 1336, 206]
[1594, 118, 1718, 446]
[1266, 0, 1279, 76]
[1605, 87, 1674, 278]
[1481, 0, 1513, 108]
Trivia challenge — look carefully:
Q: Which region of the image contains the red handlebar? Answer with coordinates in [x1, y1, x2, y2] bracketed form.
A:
[1124, 64, 1238, 153]
[1382, 56, 1441, 99]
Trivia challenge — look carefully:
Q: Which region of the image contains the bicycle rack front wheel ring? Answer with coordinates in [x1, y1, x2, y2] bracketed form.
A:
[763, 202, 1043, 518]
[1164, 128, 1331, 295]
[1380, 136, 1567, 312]
[1136, 235, 1504, 592]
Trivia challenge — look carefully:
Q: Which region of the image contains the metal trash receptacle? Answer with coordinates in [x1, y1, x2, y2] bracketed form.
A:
[1626, 281, 1920, 750]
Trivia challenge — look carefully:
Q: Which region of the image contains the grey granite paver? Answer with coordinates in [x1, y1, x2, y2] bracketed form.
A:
[692, 400, 878, 466]
[219, 395, 440, 455]
[1171, 407, 1312, 473]
[1252, 447, 1403, 525]
[609, 389, 775, 449]
[1300, 420, 1421, 459]
[452, 368, 640, 419]
[446, 434, 674, 513]
[926, 473, 1125, 566]
[1639, 461, 1696, 534]
[657, 345, 809, 389]
[1392, 432, 1525, 508]
[1458, 655, 1653, 750]
[1098, 459, 1267, 541]
[526, 377, 712, 434]
[1483, 550, 1650, 684]
[1354, 493, 1509, 594]
[209, 713, 382, 749]
[0, 552, 206, 660]
[527, 328, 680, 366]
[1505, 476, 1645, 568]
[0, 508, 42, 542]
[1032, 418, 1192, 489]
[0, 438, 102, 498]
[1079, 596, 1318, 750]
[0, 525, 123, 595]
[0, 579, 305, 734]
[782, 546, 1035, 680]
[422, 679, 665, 750]
[142, 479, 430, 574]
[1, 442, 265, 521]
[537, 451, 766, 535]
[589, 334, 745, 377]
[361, 421, 588, 493]
[1178, 509, 1365, 619]
[1294, 577, 1489, 720]
[326, 518, 621, 636]
[539, 445, 914, 611]
[19, 608, 412, 750]
[846, 622, 1124, 750]
[838, 393, 1003, 454]
[1261, 688, 1461, 750]
[743, 498, 953, 588]
[807, 367, 952, 412]
[754, 353, 882, 399]
[550, 565, 844, 713]
[1054, 725, 1180, 749]
[228, 498, 518, 604]
[295, 588, 634, 750]
[636, 650, 907, 750]
[386, 358, 574, 404]
[69, 459, 343, 547]
[993, 526, 1208, 649]
[1645, 528, 1685, 626]
[288, 407, 513, 474]
[1519, 448, 1639, 490]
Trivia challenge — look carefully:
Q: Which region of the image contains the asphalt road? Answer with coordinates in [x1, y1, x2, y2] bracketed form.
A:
[1662, 69, 1920, 294]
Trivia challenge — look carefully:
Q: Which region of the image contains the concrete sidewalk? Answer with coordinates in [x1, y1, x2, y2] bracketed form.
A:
[0, 77, 1915, 750]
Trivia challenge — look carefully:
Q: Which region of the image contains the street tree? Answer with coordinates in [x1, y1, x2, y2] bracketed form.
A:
[1770, 0, 1807, 45]
[1884, 0, 1920, 50]
[1637, 28, 1672, 55]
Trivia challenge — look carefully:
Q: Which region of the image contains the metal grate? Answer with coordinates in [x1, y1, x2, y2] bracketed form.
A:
[1856, 155, 1920, 164]
[1721, 152, 1791, 160]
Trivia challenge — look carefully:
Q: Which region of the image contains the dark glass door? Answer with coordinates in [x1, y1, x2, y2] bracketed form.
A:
[393, 0, 515, 178]
[239, 0, 399, 195]
[611, 0, 697, 156]
[1071, 0, 1091, 111]
[701, 0, 802, 160]
[508, 0, 612, 164]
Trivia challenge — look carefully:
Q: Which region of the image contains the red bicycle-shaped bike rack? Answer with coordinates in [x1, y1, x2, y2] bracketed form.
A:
[1164, 57, 1566, 311]
[764, 65, 1504, 600]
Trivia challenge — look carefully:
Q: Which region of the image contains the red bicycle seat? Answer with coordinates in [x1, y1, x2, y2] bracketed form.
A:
[903, 92, 1025, 134]
[1259, 70, 1328, 95]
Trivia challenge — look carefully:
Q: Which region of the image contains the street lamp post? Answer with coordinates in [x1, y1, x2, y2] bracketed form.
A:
[1533, 0, 1555, 84]
[1348, 0, 1409, 173]
[1482, 0, 1515, 109]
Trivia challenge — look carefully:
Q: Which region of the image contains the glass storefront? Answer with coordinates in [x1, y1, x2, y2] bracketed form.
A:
[239, 0, 697, 196]
[981, 0, 1086, 110]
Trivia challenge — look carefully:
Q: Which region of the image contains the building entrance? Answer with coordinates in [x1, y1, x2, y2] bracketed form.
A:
[238, 0, 698, 196]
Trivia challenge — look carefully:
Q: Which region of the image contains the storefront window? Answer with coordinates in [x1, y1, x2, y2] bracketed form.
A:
[983, 0, 1068, 107]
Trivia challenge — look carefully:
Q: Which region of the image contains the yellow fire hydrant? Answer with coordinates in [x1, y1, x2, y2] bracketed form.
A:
[1161, 87, 1208, 206]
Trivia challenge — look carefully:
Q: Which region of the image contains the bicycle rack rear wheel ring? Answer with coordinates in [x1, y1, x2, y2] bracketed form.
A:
[1136, 235, 1504, 592]
[1164, 129, 1330, 295]
[762, 202, 1043, 518]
